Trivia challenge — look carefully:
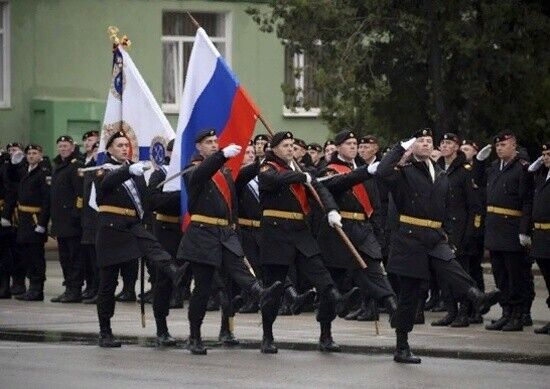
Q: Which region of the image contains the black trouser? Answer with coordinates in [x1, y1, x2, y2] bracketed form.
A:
[328, 261, 395, 301]
[462, 253, 485, 292]
[188, 250, 256, 336]
[261, 252, 334, 333]
[0, 232, 16, 279]
[57, 236, 83, 291]
[391, 257, 475, 333]
[19, 243, 45, 291]
[120, 260, 138, 293]
[535, 257, 550, 310]
[490, 250, 526, 309]
[97, 260, 138, 332]
[522, 256, 535, 314]
[81, 244, 99, 292]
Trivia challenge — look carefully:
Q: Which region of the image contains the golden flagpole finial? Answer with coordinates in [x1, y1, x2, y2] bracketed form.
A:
[107, 26, 131, 51]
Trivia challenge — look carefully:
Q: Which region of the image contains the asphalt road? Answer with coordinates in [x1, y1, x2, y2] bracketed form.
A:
[0, 341, 547, 389]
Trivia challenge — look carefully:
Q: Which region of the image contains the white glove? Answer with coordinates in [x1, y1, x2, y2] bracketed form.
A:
[304, 172, 312, 185]
[11, 150, 25, 164]
[129, 161, 149, 176]
[476, 144, 492, 161]
[367, 161, 380, 175]
[519, 234, 531, 247]
[528, 156, 543, 172]
[34, 225, 46, 234]
[0, 218, 11, 227]
[222, 144, 242, 158]
[327, 210, 343, 228]
[400, 137, 417, 150]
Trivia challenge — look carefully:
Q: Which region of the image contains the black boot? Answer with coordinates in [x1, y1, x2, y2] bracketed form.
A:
[430, 299, 446, 313]
[501, 307, 523, 332]
[60, 288, 82, 303]
[485, 306, 511, 331]
[250, 281, 284, 310]
[218, 316, 239, 346]
[278, 292, 292, 316]
[467, 287, 501, 315]
[414, 298, 425, 325]
[326, 287, 361, 318]
[344, 304, 364, 321]
[285, 287, 316, 315]
[206, 293, 220, 311]
[469, 311, 483, 324]
[15, 286, 44, 301]
[534, 322, 550, 335]
[431, 301, 457, 326]
[261, 336, 278, 354]
[357, 298, 379, 321]
[10, 277, 26, 296]
[82, 294, 98, 305]
[393, 331, 421, 364]
[138, 289, 154, 304]
[450, 302, 470, 328]
[99, 332, 122, 348]
[382, 295, 398, 318]
[82, 285, 97, 300]
[0, 274, 11, 299]
[521, 313, 533, 327]
[239, 292, 260, 314]
[115, 290, 136, 302]
[188, 326, 207, 355]
[318, 322, 341, 352]
[424, 290, 439, 311]
[156, 332, 177, 347]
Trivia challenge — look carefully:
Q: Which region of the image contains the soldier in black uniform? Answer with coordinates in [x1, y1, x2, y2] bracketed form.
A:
[474, 131, 533, 332]
[147, 139, 184, 346]
[50, 135, 85, 303]
[307, 143, 324, 171]
[80, 132, 100, 303]
[8, 145, 51, 301]
[317, 130, 397, 324]
[527, 143, 550, 334]
[1, 142, 26, 297]
[432, 133, 482, 327]
[177, 129, 283, 355]
[258, 131, 360, 354]
[293, 138, 313, 168]
[377, 128, 500, 364]
[253, 134, 269, 161]
[93, 131, 185, 348]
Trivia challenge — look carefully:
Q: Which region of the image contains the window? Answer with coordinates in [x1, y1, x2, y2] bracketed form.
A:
[283, 45, 322, 117]
[162, 12, 230, 113]
[0, 1, 10, 108]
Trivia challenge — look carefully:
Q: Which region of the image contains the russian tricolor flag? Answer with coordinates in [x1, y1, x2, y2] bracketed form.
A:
[164, 27, 260, 226]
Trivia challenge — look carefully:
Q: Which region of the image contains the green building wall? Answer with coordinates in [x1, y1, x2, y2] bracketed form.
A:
[0, 0, 329, 153]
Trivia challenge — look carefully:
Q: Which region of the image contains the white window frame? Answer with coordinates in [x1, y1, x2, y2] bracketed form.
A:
[282, 48, 321, 118]
[161, 11, 232, 114]
[0, 1, 10, 109]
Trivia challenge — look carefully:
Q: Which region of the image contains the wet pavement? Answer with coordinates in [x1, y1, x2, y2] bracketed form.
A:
[0, 341, 548, 389]
[0, 258, 549, 366]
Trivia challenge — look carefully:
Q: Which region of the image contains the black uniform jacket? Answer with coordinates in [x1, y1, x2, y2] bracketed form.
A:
[9, 162, 51, 244]
[530, 167, 550, 259]
[94, 156, 150, 267]
[177, 151, 243, 266]
[50, 152, 83, 238]
[258, 151, 338, 265]
[234, 161, 263, 257]
[317, 156, 382, 269]
[81, 158, 98, 245]
[148, 166, 182, 258]
[476, 155, 533, 252]
[378, 145, 455, 280]
[436, 153, 482, 255]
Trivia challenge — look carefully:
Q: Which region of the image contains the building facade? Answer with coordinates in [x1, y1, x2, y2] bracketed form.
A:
[0, 0, 328, 156]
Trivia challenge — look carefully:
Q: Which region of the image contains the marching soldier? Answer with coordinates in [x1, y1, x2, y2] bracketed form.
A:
[307, 143, 324, 170]
[377, 128, 500, 364]
[148, 139, 184, 346]
[527, 143, 550, 334]
[253, 134, 270, 160]
[258, 131, 360, 354]
[81, 132, 100, 303]
[432, 133, 482, 327]
[10, 145, 51, 301]
[322, 140, 337, 169]
[317, 130, 397, 323]
[93, 131, 185, 348]
[177, 129, 283, 355]
[50, 135, 85, 303]
[474, 131, 533, 331]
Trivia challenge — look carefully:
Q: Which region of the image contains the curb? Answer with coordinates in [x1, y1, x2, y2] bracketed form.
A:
[1, 328, 548, 365]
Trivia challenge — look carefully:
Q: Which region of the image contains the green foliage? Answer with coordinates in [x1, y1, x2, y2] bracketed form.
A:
[247, 1, 550, 152]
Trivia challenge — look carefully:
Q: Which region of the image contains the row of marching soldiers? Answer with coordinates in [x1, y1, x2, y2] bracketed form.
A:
[0, 127, 548, 365]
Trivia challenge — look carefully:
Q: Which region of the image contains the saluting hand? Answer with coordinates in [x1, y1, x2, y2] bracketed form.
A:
[528, 156, 543, 172]
[400, 137, 417, 150]
[476, 144, 492, 161]
[10, 150, 25, 165]
[222, 144, 242, 158]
